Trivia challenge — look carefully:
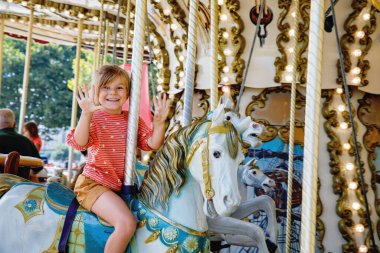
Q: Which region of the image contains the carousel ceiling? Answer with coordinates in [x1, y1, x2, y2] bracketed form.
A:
[0, 0, 379, 94]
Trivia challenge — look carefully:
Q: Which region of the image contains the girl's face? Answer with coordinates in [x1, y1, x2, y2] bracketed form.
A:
[98, 76, 128, 114]
[23, 128, 31, 139]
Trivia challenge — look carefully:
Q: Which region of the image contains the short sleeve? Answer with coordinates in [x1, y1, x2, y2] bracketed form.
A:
[66, 123, 97, 151]
[137, 117, 153, 151]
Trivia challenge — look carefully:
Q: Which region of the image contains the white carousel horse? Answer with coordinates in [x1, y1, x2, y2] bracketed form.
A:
[207, 109, 279, 253]
[0, 103, 249, 253]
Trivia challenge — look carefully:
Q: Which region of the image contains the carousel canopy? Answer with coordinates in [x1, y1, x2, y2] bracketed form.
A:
[0, 0, 380, 94]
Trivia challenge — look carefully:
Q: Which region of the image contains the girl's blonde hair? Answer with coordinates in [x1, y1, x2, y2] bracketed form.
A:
[92, 65, 130, 105]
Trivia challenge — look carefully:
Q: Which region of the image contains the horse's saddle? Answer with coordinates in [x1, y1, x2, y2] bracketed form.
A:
[0, 173, 28, 197]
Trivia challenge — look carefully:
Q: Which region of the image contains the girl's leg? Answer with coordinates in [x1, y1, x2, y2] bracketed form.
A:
[91, 191, 136, 253]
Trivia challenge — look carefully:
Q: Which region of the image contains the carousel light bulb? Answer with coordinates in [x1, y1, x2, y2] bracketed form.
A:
[337, 105, 345, 112]
[285, 75, 293, 82]
[163, 9, 171, 16]
[130, 30, 134, 34]
[352, 202, 361, 210]
[348, 182, 358, 190]
[171, 23, 178, 30]
[50, 7, 56, 12]
[157, 63, 163, 69]
[78, 13, 85, 19]
[223, 66, 230, 73]
[222, 76, 229, 83]
[336, 87, 344, 94]
[154, 0, 160, 3]
[218, 0, 224, 5]
[130, 13, 135, 18]
[10, 18, 15, 22]
[352, 49, 362, 57]
[223, 48, 232, 56]
[143, 154, 150, 162]
[356, 31, 365, 39]
[291, 11, 296, 18]
[153, 48, 160, 55]
[363, 13, 370, 21]
[35, 4, 41, 9]
[178, 80, 184, 87]
[354, 224, 365, 233]
[352, 77, 361, 85]
[351, 67, 361, 75]
[343, 143, 351, 150]
[220, 14, 228, 21]
[285, 65, 294, 72]
[222, 32, 229, 39]
[150, 34, 155, 41]
[157, 85, 163, 92]
[358, 245, 368, 253]
[288, 47, 294, 53]
[175, 39, 181, 45]
[179, 71, 185, 78]
[157, 78, 164, 84]
[179, 55, 185, 62]
[21, 1, 27, 6]
[289, 29, 295, 37]
[345, 162, 354, 171]
[222, 86, 230, 93]
[92, 16, 99, 22]
[340, 122, 348, 129]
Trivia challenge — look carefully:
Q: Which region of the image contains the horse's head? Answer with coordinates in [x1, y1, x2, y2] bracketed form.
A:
[241, 159, 276, 193]
[187, 104, 245, 218]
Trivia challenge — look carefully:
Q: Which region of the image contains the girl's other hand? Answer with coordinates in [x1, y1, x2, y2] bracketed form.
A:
[153, 93, 169, 124]
[76, 84, 102, 115]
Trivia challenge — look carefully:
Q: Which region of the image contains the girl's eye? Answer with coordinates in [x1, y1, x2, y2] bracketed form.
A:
[117, 86, 124, 90]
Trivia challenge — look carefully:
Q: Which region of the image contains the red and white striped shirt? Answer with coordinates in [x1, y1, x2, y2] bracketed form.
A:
[67, 110, 153, 191]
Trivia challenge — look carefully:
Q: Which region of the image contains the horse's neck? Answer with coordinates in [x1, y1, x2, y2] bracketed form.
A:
[165, 174, 208, 232]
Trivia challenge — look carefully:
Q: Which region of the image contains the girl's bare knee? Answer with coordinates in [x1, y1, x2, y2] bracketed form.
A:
[115, 215, 136, 237]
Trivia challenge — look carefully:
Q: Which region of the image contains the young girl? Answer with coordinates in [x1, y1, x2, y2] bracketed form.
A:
[23, 121, 42, 152]
[66, 64, 169, 253]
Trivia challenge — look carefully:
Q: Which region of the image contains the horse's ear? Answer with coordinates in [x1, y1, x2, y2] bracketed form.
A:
[220, 94, 234, 110]
[235, 116, 251, 134]
[212, 103, 225, 125]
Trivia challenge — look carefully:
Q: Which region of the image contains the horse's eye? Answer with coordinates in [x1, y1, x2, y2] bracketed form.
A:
[226, 116, 231, 121]
[252, 170, 257, 175]
[213, 151, 221, 158]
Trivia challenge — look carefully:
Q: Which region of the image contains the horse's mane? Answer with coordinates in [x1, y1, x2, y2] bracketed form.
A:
[139, 119, 206, 210]
[139, 119, 240, 211]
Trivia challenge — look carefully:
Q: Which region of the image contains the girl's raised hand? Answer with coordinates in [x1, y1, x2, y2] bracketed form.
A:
[153, 93, 169, 124]
[76, 84, 102, 114]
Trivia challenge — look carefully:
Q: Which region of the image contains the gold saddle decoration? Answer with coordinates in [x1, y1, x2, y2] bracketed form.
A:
[14, 185, 45, 223]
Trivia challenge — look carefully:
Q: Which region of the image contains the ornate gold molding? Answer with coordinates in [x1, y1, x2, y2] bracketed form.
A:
[297, 0, 310, 85]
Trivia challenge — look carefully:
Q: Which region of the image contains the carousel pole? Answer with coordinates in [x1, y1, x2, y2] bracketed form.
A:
[285, 0, 300, 252]
[0, 16, 4, 95]
[18, 7, 34, 133]
[182, 0, 199, 126]
[67, 18, 84, 186]
[123, 0, 131, 63]
[300, 1, 325, 252]
[124, 0, 147, 186]
[103, 21, 110, 65]
[95, 0, 104, 70]
[209, 0, 219, 110]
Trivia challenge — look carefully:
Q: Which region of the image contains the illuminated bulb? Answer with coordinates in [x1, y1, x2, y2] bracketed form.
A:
[130, 13, 134, 18]
[179, 71, 185, 78]
[223, 66, 230, 73]
[156, 63, 163, 69]
[154, 0, 160, 2]
[50, 7, 56, 12]
[157, 85, 163, 92]
[358, 245, 368, 253]
[222, 86, 230, 93]
[150, 34, 155, 41]
[222, 32, 229, 39]
[351, 67, 361, 75]
[288, 48, 294, 53]
[285, 65, 294, 72]
[348, 182, 358, 190]
[175, 39, 181, 45]
[343, 143, 351, 150]
[352, 202, 361, 210]
[157, 78, 163, 84]
[285, 75, 293, 82]
[78, 13, 85, 19]
[19, 19, 25, 24]
[345, 162, 354, 171]
[130, 30, 134, 34]
[340, 122, 348, 129]
[21, 1, 27, 6]
[163, 9, 171, 16]
[218, 0, 224, 5]
[179, 55, 185, 62]
[171, 23, 178, 30]
[352, 49, 362, 57]
[143, 154, 150, 162]
[10, 18, 15, 22]
[289, 29, 295, 37]
[336, 87, 343, 94]
[337, 105, 345, 112]
[363, 13, 370, 21]
[222, 76, 229, 83]
[354, 224, 365, 233]
[178, 80, 184, 87]
[291, 11, 296, 18]
[356, 31, 365, 39]
[223, 48, 232, 56]
[92, 16, 99, 22]
[153, 48, 160, 55]
[352, 77, 361, 85]
[35, 4, 41, 9]
[220, 14, 228, 21]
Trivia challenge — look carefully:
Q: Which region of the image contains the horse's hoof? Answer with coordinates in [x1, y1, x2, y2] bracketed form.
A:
[265, 239, 278, 253]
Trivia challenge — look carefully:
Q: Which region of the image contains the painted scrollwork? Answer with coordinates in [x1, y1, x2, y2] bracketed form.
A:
[296, 0, 310, 85]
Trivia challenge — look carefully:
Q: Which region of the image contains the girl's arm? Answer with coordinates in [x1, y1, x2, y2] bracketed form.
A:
[147, 93, 169, 150]
[73, 84, 102, 146]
